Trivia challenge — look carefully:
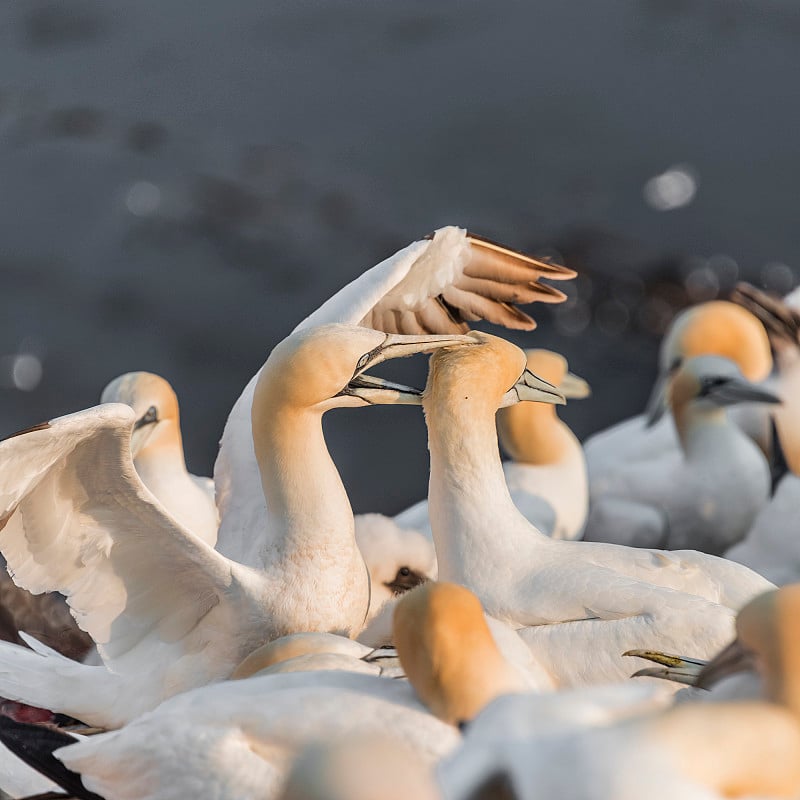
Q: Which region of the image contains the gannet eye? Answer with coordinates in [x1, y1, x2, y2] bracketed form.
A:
[356, 353, 371, 371]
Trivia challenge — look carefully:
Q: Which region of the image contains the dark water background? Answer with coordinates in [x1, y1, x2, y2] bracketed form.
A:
[0, 1, 799, 513]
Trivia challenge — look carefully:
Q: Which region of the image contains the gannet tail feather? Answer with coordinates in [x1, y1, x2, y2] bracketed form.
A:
[0, 639, 122, 728]
[0, 716, 101, 800]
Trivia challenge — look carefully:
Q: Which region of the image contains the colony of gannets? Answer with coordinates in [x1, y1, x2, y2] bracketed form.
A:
[0, 226, 797, 800]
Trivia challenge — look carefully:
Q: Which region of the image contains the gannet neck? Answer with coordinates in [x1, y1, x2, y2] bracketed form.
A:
[394, 583, 527, 725]
[423, 337, 548, 582]
[497, 402, 572, 465]
[132, 421, 188, 474]
[736, 586, 800, 716]
[254, 404, 356, 565]
[673, 404, 728, 455]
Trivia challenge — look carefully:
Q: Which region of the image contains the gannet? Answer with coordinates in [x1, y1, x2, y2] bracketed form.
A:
[0, 370, 217, 663]
[586, 355, 779, 553]
[440, 586, 800, 800]
[214, 225, 575, 569]
[0, 325, 475, 728]
[584, 300, 773, 478]
[354, 514, 436, 628]
[384, 349, 591, 540]
[100, 371, 219, 545]
[421, 333, 775, 687]
[724, 285, 800, 583]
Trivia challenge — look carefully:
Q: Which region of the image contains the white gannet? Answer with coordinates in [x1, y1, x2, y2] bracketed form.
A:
[724, 286, 800, 583]
[100, 371, 219, 546]
[0, 370, 218, 663]
[584, 300, 773, 478]
[354, 513, 437, 628]
[384, 349, 591, 541]
[229, 631, 403, 680]
[421, 333, 775, 688]
[214, 225, 575, 569]
[586, 355, 779, 553]
[0, 325, 473, 728]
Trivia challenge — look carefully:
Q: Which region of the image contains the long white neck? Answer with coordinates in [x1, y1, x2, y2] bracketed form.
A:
[255, 408, 359, 568]
[425, 392, 546, 584]
[674, 404, 731, 457]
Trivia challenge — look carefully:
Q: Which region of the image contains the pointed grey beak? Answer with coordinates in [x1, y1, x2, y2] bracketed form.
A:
[342, 333, 477, 406]
[559, 371, 591, 400]
[499, 369, 566, 408]
[695, 638, 757, 690]
[366, 333, 478, 368]
[645, 373, 669, 428]
[705, 378, 781, 408]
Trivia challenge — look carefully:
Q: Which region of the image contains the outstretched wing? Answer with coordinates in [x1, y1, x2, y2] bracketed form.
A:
[215, 226, 575, 566]
[0, 405, 255, 696]
[300, 226, 574, 334]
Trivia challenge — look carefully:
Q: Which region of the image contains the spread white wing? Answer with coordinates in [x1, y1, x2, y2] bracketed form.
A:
[215, 226, 575, 567]
[0, 405, 261, 708]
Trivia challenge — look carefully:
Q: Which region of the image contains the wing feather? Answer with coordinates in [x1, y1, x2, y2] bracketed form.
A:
[0, 406, 257, 698]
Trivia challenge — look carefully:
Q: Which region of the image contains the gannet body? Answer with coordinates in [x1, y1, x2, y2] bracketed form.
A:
[585, 356, 778, 554]
[422, 335, 774, 688]
[0, 326, 473, 727]
[214, 226, 575, 569]
[4, 672, 458, 800]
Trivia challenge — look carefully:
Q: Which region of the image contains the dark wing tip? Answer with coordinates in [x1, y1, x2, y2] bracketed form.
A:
[0, 715, 103, 800]
[466, 232, 577, 279]
[2, 421, 51, 442]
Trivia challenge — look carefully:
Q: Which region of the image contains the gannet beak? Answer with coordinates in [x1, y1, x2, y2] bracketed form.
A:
[694, 638, 757, 690]
[343, 374, 424, 406]
[132, 405, 159, 431]
[624, 649, 708, 685]
[370, 333, 479, 364]
[342, 333, 477, 406]
[559, 371, 591, 399]
[703, 377, 781, 408]
[644, 374, 669, 427]
[499, 369, 566, 408]
[384, 567, 428, 595]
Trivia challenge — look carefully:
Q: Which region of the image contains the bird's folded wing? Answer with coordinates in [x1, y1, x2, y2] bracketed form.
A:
[0, 404, 249, 682]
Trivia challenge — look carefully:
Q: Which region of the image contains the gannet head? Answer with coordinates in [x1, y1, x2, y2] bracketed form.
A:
[424, 332, 565, 417]
[100, 371, 181, 457]
[667, 355, 780, 420]
[697, 585, 800, 716]
[354, 514, 436, 620]
[256, 324, 477, 415]
[646, 301, 772, 425]
[394, 582, 526, 725]
[497, 348, 589, 463]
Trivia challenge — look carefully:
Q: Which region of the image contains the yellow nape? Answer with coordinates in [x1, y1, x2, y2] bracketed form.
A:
[497, 349, 577, 464]
[393, 582, 524, 725]
[674, 301, 772, 381]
